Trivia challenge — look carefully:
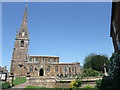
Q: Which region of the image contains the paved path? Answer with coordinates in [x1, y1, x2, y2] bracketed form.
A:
[12, 82, 29, 88]
[6, 82, 29, 90]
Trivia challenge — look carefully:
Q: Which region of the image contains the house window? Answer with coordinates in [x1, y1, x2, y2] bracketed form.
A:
[75, 67, 76, 72]
[69, 67, 71, 72]
[36, 58, 38, 62]
[64, 67, 67, 72]
[72, 67, 74, 72]
[48, 58, 50, 62]
[20, 40, 24, 47]
[53, 58, 56, 62]
[47, 66, 50, 72]
[30, 65, 33, 72]
[55, 66, 58, 72]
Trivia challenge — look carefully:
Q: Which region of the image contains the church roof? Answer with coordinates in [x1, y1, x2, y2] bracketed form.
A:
[29, 55, 59, 58]
[51, 62, 80, 65]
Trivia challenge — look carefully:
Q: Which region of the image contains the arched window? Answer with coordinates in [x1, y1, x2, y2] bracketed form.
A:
[20, 40, 24, 47]
[30, 65, 33, 72]
[55, 66, 58, 72]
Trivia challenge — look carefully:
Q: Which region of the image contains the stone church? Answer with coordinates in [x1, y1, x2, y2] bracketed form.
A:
[10, 3, 81, 77]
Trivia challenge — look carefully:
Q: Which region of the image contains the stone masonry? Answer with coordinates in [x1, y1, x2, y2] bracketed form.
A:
[10, 3, 81, 77]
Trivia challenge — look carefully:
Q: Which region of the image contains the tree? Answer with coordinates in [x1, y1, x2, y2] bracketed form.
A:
[84, 53, 97, 64]
[84, 53, 97, 69]
[83, 53, 110, 72]
[92, 55, 110, 72]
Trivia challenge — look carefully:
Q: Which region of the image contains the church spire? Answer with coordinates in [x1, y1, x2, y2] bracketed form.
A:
[23, 1, 28, 23]
[17, 2, 29, 39]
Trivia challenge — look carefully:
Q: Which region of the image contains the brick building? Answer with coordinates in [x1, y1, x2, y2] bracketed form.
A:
[10, 3, 81, 77]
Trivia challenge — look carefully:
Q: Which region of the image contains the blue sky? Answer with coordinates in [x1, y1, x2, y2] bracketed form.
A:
[2, 2, 113, 71]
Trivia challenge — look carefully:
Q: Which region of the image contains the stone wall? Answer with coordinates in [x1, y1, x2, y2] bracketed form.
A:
[55, 82, 70, 88]
[28, 76, 70, 88]
[27, 76, 102, 88]
[28, 76, 56, 88]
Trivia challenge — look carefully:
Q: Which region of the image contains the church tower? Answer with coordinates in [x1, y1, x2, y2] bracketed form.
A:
[10, 3, 29, 76]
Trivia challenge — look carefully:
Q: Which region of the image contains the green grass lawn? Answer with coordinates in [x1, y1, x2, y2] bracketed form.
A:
[24, 86, 46, 90]
[24, 86, 96, 90]
[13, 77, 26, 86]
[24, 86, 71, 90]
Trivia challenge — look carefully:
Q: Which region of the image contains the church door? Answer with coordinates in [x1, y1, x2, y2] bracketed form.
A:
[39, 69, 44, 76]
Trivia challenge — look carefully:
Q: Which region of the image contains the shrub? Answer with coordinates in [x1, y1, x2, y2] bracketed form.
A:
[95, 79, 102, 89]
[70, 79, 82, 88]
[84, 85, 94, 90]
[82, 68, 101, 77]
[2, 82, 11, 89]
